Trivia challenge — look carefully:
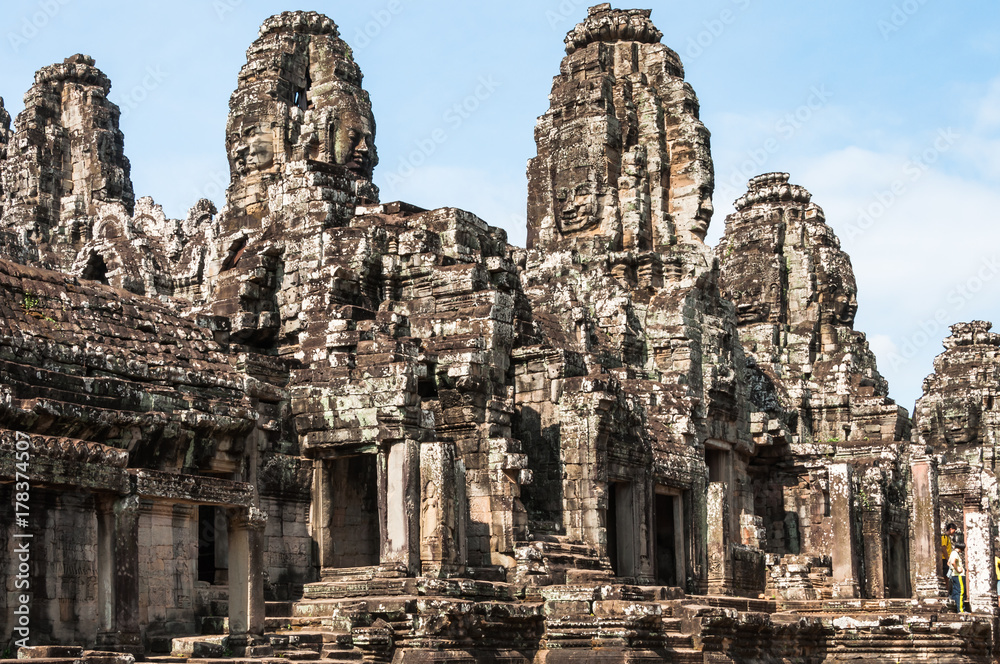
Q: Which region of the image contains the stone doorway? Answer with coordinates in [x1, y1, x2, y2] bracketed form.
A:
[654, 489, 684, 587]
[198, 506, 229, 585]
[886, 532, 910, 598]
[607, 482, 636, 577]
[328, 455, 380, 569]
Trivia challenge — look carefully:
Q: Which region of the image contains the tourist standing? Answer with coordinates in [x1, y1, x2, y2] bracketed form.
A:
[948, 542, 968, 613]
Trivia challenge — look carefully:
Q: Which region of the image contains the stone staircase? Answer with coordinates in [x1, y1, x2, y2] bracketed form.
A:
[514, 535, 613, 589]
[167, 598, 369, 664]
[195, 586, 229, 636]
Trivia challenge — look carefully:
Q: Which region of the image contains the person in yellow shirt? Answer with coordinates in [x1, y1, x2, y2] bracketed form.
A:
[942, 523, 958, 591]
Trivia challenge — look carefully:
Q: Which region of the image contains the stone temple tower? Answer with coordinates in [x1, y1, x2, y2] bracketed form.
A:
[527, 3, 714, 253]
[0, 54, 134, 271]
[207, 11, 381, 345]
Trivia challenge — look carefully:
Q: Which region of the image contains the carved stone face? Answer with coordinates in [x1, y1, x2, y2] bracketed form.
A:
[819, 290, 858, 326]
[246, 129, 274, 171]
[942, 399, 980, 445]
[834, 293, 858, 326]
[690, 187, 714, 241]
[558, 185, 598, 236]
[332, 109, 374, 178]
[230, 126, 275, 176]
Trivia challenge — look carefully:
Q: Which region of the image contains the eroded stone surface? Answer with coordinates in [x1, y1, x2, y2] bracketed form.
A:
[0, 6, 997, 664]
[717, 173, 913, 602]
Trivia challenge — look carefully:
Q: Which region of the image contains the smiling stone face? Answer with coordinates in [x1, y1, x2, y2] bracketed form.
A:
[689, 186, 714, 242]
[331, 106, 375, 179]
[246, 128, 275, 172]
[558, 184, 599, 236]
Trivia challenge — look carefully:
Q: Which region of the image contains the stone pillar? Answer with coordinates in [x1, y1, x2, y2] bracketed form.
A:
[420, 440, 464, 577]
[706, 483, 732, 595]
[910, 455, 947, 599]
[615, 482, 637, 578]
[964, 510, 997, 614]
[829, 464, 860, 599]
[861, 505, 886, 599]
[379, 440, 420, 576]
[639, 478, 656, 585]
[96, 496, 115, 636]
[311, 459, 332, 570]
[95, 495, 142, 656]
[228, 506, 270, 657]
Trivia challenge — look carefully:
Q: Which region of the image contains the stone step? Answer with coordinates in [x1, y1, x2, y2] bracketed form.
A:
[660, 617, 684, 632]
[198, 616, 228, 635]
[320, 646, 363, 662]
[662, 649, 705, 664]
[303, 578, 419, 600]
[265, 616, 323, 631]
[267, 630, 344, 651]
[564, 569, 615, 584]
[0, 659, 84, 664]
[267, 616, 333, 631]
[15, 647, 85, 659]
[266, 601, 294, 617]
[272, 649, 319, 661]
[171, 635, 228, 659]
[209, 599, 230, 616]
[683, 594, 777, 614]
[663, 634, 695, 648]
[158, 659, 288, 664]
[294, 597, 416, 618]
[319, 566, 379, 583]
[543, 552, 604, 568]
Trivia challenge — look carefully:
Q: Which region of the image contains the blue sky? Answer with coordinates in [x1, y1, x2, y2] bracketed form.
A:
[2, 0, 999, 414]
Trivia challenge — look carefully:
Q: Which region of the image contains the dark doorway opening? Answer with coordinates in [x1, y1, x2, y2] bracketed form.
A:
[607, 484, 619, 575]
[886, 532, 910, 598]
[329, 455, 380, 568]
[607, 482, 636, 577]
[655, 493, 678, 586]
[198, 506, 228, 584]
[706, 448, 727, 483]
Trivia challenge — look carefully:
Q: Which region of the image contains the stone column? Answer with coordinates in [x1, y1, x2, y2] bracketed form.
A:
[829, 464, 860, 599]
[638, 478, 656, 585]
[311, 459, 332, 571]
[861, 505, 886, 599]
[615, 482, 637, 578]
[910, 455, 947, 599]
[420, 440, 464, 577]
[964, 510, 997, 614]
[380, 440, 420, 576]
[706, 483, 732, 595]
[96, 496, 115, 637]
[95, 495, 142, 656]
[228, 506, 270, 657]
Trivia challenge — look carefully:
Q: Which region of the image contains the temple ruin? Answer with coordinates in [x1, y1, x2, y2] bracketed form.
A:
[1, 5, 999, 663]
